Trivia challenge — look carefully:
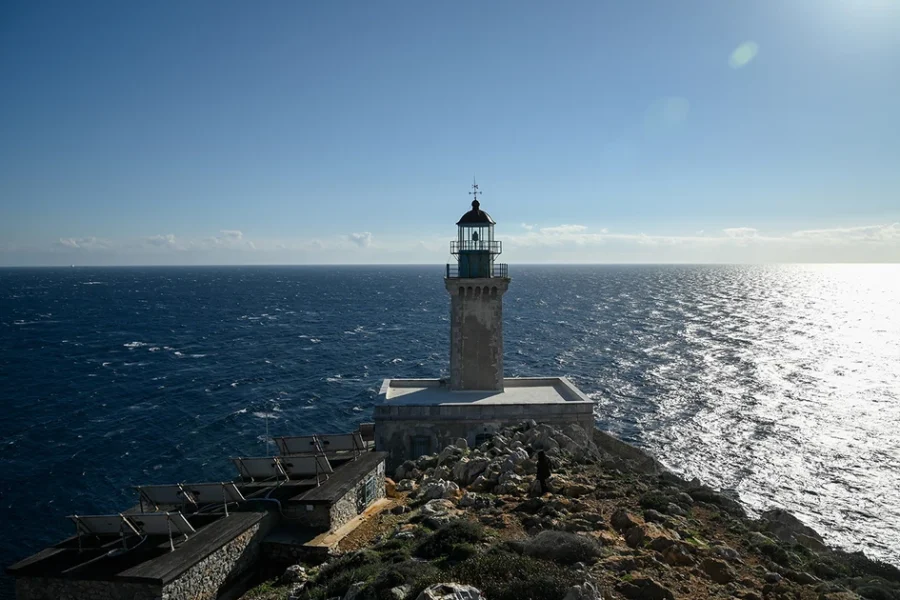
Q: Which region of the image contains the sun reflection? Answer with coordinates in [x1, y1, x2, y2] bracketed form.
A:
[729, 42, 759, 69]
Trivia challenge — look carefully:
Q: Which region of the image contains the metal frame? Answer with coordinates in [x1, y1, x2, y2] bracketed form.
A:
[135, 483, 197, 513]
[274, 435, 324, 456]
[69, 514, 140, 553]
[128, 512, 196, 552]
[232, 456, 289, 482]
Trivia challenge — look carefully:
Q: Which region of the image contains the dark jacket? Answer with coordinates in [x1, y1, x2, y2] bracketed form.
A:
[536, 452, 552, 480]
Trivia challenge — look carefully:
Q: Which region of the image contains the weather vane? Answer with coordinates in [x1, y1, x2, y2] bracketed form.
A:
[469, 177, 481, 203]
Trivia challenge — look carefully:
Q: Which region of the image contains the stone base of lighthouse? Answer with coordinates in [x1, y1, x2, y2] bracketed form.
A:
[445, 277, 510, 391]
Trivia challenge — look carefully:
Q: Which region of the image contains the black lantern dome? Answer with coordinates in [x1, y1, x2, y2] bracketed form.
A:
[456, 200, 496, 226]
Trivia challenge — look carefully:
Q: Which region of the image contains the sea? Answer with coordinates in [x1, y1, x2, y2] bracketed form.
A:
[1, 264, 898, 591]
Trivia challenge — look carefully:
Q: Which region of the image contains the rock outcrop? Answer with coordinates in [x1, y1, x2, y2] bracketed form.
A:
[243, 422, 900, 600]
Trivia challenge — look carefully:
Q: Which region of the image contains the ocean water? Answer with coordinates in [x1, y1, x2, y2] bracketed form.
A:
[1, 264, 898, 583]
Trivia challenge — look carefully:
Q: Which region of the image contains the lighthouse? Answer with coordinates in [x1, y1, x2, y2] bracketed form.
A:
[445, 183, 510, 391]
[374, 182, 593, 467]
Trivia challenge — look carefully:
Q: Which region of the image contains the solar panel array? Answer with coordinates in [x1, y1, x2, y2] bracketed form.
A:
[274, 432, 366, 456]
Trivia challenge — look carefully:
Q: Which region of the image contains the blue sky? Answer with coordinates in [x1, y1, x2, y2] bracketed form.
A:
[1, 0, 899, 265]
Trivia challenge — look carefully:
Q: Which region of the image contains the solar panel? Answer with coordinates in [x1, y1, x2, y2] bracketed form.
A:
[275, 435, 322, 455]
[135, 484, 196, 509]
[69, 514, 139, 537]
[183, 482, 245, 504]
[279, 455, 334, 478]
[129, 512, 196, 537]
[318, 432, 365, 453]
[232, 456, 285, 481]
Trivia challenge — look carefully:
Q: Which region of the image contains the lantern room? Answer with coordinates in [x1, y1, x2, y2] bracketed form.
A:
[447, 184, 506, 279]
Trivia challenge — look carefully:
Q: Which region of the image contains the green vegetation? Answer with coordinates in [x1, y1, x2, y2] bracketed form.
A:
[522, 530, 603, 566]
[414, 520, 486, 560]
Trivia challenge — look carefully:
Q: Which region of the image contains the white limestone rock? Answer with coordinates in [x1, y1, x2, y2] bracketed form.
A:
[416, 583, 485, 600]
[562, 581, 605, 600]
[396, 479, 418, 492]
[281, 564, 308, 585]
[343, 581, 367, 600]
[421, 499, 457, 516]
[421, 479, 460, 501]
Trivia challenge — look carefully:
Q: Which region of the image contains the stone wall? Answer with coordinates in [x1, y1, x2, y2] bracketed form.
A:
[376, 406, 594, 469]
[161, 521, 262, 600]
[328, 460, 385, 531]
[16, 577, 160, 600]
[446, 278, 509, 391]
[282, 503, 331, 531]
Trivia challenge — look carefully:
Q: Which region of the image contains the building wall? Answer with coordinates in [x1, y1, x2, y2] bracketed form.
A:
[16, 578, 160, 600]
[161, 521, 263, 600]
[375, 404, 594, 469]
[445, 279, 509, 391]
[282, 503, 331, 530]
[280, 459, 386, 532]
[328, 460, 385, 531]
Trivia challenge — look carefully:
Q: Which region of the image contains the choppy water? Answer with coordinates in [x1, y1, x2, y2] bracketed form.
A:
[1, 265, 898, 584]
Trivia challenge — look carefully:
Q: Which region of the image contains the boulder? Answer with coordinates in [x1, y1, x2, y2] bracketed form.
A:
[343, 581, 367, 600]
[421, 479, 460, 501]
[759, 508, 824, 549]
[564, 482, 593, 498]
[664, 502, 686, 517]
[421, 499, 457, 516]
[396, 479, 417, 492]
[437, 445, 461, 466]
[390, 585, 412, 600]
[453, 437, 468, 450]
[416, 583, 484, 600]
[661, 543, 695, 567]
[395, 460, 417, 481]
[562, 581, 605, 600]
[701, 557, 736, 584]
[287, 583, 307, 600]
[611, 508, 640, 533]
[281, 564, 307, 585]
[616, 577, 675, 600]
[385, 478, 398, 498]
[461, 457, 491, 485]
[624, 526, 645, 548]
[417, 453, 439, 470]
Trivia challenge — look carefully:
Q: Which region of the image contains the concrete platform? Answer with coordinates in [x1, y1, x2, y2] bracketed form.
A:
[379, 377, 591, 405]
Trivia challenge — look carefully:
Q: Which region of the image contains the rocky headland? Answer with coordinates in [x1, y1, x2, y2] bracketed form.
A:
[244, 422, 900, 600]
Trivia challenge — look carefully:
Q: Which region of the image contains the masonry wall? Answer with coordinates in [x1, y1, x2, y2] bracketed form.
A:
[278, 459, 386, 533]
[15, 578, 160, 600]
[446, 279, 509, 391]
[161, 521, 263, 600]
[329, 460, 385, 531]
[375, 404, 594, 469]
[282, 503, 331, 531]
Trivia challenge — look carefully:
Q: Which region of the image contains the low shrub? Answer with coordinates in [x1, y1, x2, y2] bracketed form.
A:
[639, 490, 670, 512]
[449, 543, 479, 562]
[411, 549, 581, 600]
[306, 549, 384, 600]
[523, 530, 603, 565]
[415, 520, 486, 559]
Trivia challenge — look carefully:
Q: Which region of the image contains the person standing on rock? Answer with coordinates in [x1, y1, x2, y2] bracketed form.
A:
[536, 450, 552, 494]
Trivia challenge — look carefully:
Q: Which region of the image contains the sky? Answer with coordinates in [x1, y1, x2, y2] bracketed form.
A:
[1, 0, 899, 266]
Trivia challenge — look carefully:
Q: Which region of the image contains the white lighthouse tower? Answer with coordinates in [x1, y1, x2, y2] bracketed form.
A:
[444, 182, 510, 391]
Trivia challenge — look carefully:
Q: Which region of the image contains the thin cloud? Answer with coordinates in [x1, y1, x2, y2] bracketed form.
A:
[348, 232, 374, 248]
[540, 224, 588, 235]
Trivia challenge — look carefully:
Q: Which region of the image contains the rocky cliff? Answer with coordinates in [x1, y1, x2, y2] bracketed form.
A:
[245, 422, 900, 600]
